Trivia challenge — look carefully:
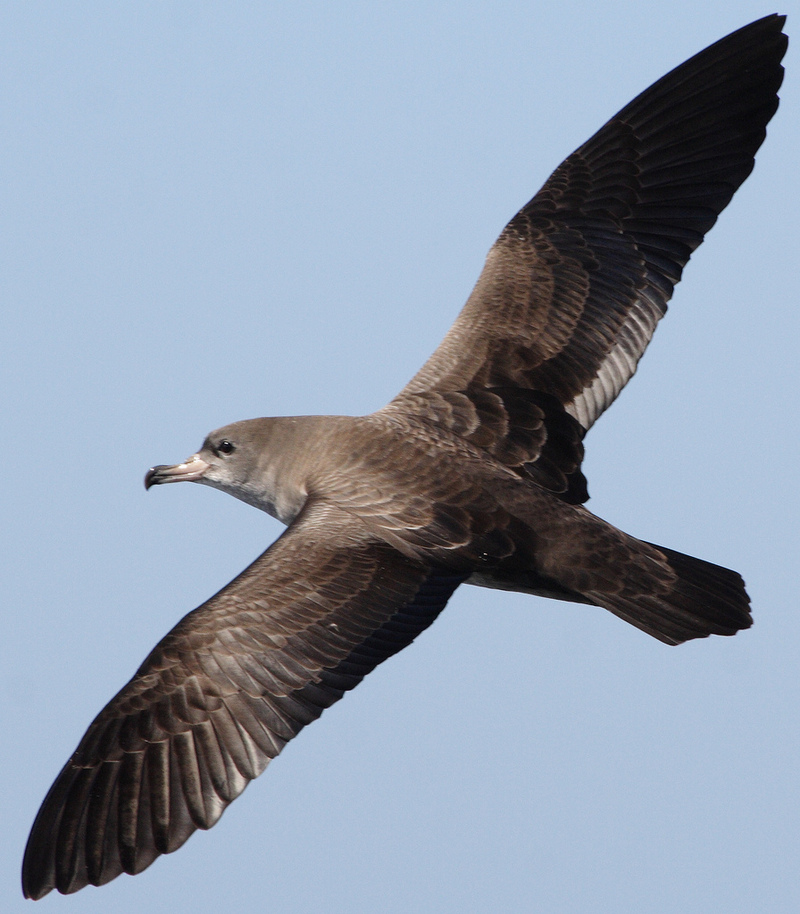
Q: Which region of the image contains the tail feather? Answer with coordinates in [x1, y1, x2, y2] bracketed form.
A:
[468, 501, 752, 645]
[578, 543, 752, 645]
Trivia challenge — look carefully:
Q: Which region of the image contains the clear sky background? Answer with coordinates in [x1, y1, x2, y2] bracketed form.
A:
[3, 3, 799, 912]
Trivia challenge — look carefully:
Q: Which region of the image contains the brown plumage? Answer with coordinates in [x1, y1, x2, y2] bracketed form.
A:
[23, 15, 786, 899]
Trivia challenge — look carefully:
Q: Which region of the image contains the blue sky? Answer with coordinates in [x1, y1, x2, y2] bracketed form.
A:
[3, 3, 799, 912]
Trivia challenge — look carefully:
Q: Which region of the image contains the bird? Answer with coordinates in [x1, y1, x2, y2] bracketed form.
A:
[23, 14, 786, 899]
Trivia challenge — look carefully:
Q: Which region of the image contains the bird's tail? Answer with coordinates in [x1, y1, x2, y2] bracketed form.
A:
[583, 541, 752, 644]
[469, 502, 752, 645]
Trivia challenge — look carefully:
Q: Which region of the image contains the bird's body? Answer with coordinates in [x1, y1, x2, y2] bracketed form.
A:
[23, 14, 787, 899]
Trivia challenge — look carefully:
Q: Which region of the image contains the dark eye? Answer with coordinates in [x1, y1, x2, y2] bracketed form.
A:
[217, 439, 236, 455]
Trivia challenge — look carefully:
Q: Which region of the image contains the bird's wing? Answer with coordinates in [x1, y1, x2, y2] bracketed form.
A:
[391, 15, 786, 432]
[22, 500, 466, 899]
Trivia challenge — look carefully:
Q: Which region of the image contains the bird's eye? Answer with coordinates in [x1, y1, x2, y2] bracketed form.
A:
[217, 439, 236, 455]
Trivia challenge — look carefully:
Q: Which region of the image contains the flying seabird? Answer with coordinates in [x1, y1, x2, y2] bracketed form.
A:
[23, 14, 787, 899]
